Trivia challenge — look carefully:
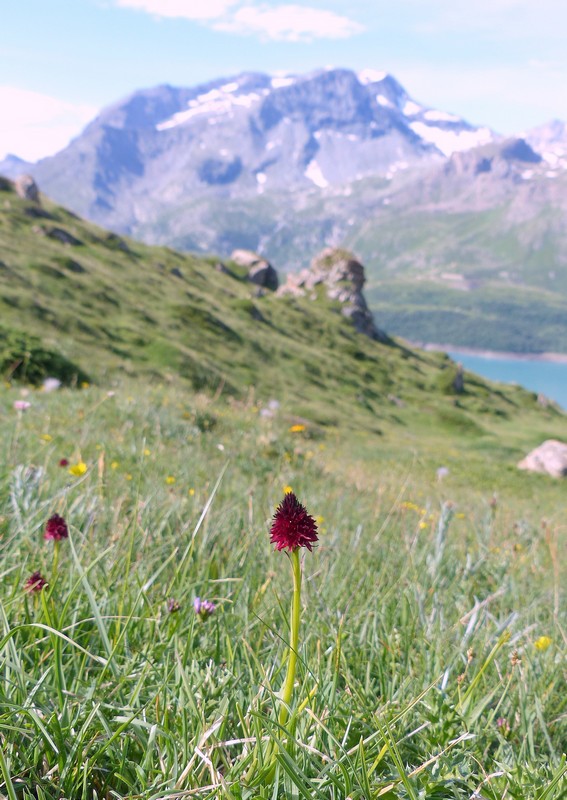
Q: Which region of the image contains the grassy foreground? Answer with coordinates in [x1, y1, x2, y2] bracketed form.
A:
[0, 380, 565, 799]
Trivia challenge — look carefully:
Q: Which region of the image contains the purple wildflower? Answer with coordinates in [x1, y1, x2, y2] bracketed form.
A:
[44, 513, 69, 541]
[25, 571, 48, 593]
[194, 597, 216, 620]
[269, 492, 318, 552]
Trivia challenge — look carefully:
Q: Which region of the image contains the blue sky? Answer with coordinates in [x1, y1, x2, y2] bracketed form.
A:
[1, 0, 567, 160]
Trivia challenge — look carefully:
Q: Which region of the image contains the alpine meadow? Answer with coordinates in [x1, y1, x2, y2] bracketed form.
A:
[0, 164, 566, 800]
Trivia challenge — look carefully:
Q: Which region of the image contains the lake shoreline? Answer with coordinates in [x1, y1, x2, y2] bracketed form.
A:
[413, 342, 567, 365]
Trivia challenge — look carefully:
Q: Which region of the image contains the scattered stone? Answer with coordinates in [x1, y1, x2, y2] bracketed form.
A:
[518, 439, 567, 478]
[230, 249, 279, 291]
[452, 363, 464, 394]
[47, 227, 82, 246]
[170, 267, 184, 278]
[24, 205, 53, 219]
[32, 225, 82, 246]
[15, 174, 40, 203]
[278, 247, 387, 340]
[104, 232, 130, 251]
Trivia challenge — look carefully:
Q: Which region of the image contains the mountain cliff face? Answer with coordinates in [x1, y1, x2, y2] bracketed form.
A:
[28, 68, 494, 239]
[5, 67, 567, 353]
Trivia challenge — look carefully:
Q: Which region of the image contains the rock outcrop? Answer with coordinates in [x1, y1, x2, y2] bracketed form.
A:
[278, 247, 387, 341]
[15, 174, 40, 203]
[518, 439, 567, 478]
[231, 249, 279, 292]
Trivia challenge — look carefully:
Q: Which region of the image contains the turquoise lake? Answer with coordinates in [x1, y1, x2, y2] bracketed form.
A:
[446, 351, 567, 411]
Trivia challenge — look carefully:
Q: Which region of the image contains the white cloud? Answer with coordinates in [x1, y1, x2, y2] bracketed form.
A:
[217, 4, 364, 41]
[115, 0, 237, 20]
[0, 87, 98, 162]
[115, 0, 363, 40]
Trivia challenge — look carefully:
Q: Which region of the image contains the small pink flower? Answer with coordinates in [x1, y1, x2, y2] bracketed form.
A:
[58, 458, 69, 467]
[194, 597, 216, 619]
[14, 400, 31, 411]
[44, 514, 69, 541]
[25, 571, 48, 593]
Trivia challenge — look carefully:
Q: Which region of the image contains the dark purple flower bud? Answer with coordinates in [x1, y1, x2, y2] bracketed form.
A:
[194, 597, 216, 619]
[25, 571, 48, 593]
[44, 513, 69, 541]
[59, 458, 69, 467]
[269, 492, 318, 552]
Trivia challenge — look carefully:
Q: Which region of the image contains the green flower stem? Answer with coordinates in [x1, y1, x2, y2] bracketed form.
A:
[51, 540, 60, 586]
[279, 548, 301, 728]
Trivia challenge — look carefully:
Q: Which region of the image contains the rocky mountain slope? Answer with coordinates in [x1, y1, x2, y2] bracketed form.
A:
[343, 137, 567, 352]
[26, 68, 493, 239]
[4, 67, 567, 353]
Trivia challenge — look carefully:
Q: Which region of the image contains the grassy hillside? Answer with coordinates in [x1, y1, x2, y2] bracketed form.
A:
[0, 179, 566, 798]
[134, 163, 567, 355]
[1, 176, 564, 446]
[346, 191, 567, 353]
[0, 380, 565, 798]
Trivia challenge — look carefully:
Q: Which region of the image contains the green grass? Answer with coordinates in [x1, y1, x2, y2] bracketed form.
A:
[0, 179, 566, 798]
[0, 381, 566, 799]
[345, 198, 567, 354]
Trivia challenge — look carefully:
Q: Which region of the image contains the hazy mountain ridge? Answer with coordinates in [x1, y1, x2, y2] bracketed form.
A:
[24, 68, 495, 235]
[3, 67, 567, 352]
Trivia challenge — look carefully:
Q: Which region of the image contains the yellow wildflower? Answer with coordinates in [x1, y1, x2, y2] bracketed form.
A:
[166, 476, 176, 485]
[535, 636, 552, 652]
[110, 461, 120, 470]
[81, 381, 90, 389]
[40, 433, 52, 442]
[419, 520, 429, 530]
[126, 473, 133, 481]
[401, 501, 421, 512]
[283, 485, 293, 494]
[188, 488, 195, 496]
[143, 448, 151, 456]
[289, 424, 306, 433]
[69, 462, 87, 477]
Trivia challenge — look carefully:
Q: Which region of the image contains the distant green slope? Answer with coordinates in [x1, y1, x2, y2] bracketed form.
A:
[345, 191, 567, 353]
[1, 177, 565, 453]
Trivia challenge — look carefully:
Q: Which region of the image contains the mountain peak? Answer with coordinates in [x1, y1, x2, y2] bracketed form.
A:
[26, 66, 498, 253]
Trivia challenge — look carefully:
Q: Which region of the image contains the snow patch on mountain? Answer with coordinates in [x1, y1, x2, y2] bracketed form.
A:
[305, 160, 329, 188]
[423, 109, 461, 123]
[358, 68, 387, 84]
[271, 75, 296, 88]
[524, 120, 567, 171]
[409, 122, 494, 157]
[403, 100, 423, 116]
[157, 86, 265, 131]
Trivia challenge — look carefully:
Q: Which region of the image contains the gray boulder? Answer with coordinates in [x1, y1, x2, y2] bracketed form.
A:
[15, 174, 40, 203]
[279, 247, 387, 341]
[517, 439, 567, 478]
[231, 249, 279, 291]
